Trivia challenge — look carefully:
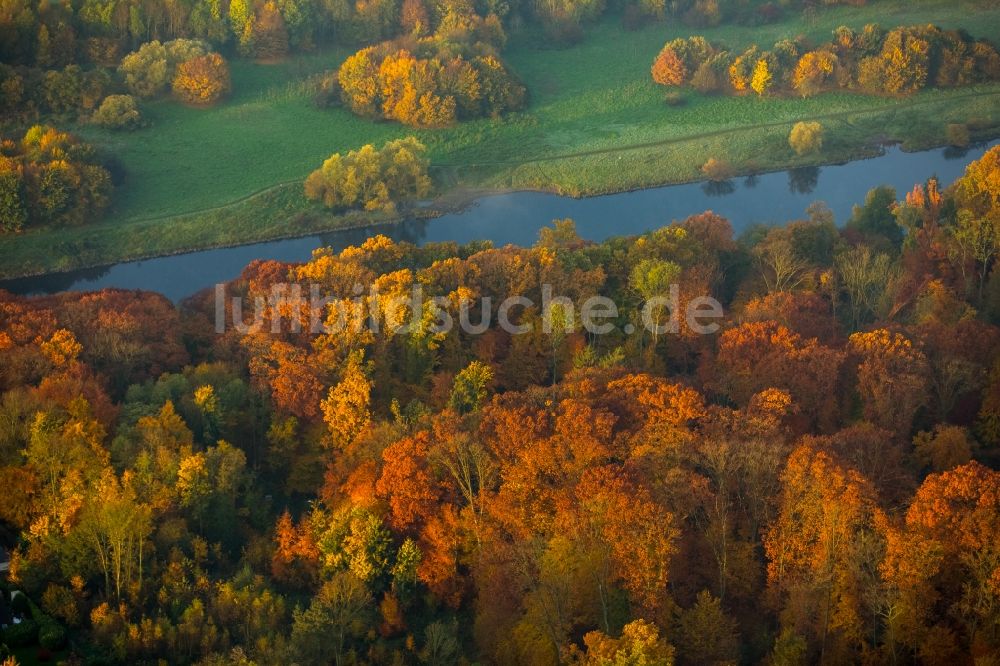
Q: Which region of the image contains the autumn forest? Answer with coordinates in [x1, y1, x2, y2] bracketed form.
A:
[3, 0, 1000, 662]
[0, 142, 996, 664]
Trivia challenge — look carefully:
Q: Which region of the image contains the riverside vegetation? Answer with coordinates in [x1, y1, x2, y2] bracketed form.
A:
[1, 1, 1000, 277]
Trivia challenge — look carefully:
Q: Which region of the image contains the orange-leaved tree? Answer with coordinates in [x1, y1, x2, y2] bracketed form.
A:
[764, 445, 882, 662]
[172, 53, 231, 105]
[848, 329, 928, 438]
[879, 461, 1000, 657]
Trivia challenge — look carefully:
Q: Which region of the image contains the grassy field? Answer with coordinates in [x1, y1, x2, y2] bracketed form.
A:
[2, 0, 1000, 278]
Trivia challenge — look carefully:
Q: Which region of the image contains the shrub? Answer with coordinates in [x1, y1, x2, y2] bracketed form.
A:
[92, 94, 142, 130]
[636, 0, 666, 21]
[750, 58, 773, 96]
[249, 1, 289, 60]
[756, 2, 782, 24]
[1, 619, 39, 647]
[0, 158, 28, 233]
[701, 157, 734, 181]
[793, 50, 837, 97]
[313, 71, 342, 109]
[729, 47, 759, 91]
[947, 123, 971, 147]
[789, 121, 824, 155]
[400, 0, 430, 35]
[663, 91, 686, 106]
[41, 65, 83, 115]
[684, 0, 721, 27]
[651, 37, 719, 89]
[691, 55, 729, 93]
[40, 584, 78, 627]
[334, 7, 520, 127]
[85, 36, 122, 66]
[28, 596, 66, 651]
[37, 620, 66, 651]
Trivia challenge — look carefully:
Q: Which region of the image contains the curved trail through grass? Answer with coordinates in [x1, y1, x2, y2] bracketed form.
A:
[122, 87, 1000, 226]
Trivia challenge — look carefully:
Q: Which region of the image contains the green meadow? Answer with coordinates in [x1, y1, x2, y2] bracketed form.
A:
[3, 0, 1000, 278]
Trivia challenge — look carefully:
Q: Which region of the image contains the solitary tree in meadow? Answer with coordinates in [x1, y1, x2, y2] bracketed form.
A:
[789, 121, 824, 156]
[172, 53, 231, 105]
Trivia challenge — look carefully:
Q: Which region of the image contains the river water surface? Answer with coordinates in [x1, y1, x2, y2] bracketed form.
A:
[2, 141, 996, 302]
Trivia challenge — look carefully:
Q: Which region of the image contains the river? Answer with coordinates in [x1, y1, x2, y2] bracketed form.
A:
[2, 140, 995, 302]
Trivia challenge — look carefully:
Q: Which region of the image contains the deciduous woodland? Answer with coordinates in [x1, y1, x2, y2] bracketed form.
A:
[3, 0, 1000, 660]
[1, 147, 1000, 665]
[652, 24, 1000, 96]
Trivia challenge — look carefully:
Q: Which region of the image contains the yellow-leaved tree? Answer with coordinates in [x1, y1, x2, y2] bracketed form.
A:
[321, 351, 372, 450]
[789, 121, 824, 156]
[304, 137, 431, 213]
[750, 58, 772, 96]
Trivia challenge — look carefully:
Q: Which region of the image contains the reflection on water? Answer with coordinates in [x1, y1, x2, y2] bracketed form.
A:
[788, 166, 820, 195]
[942, 139, 991, 161]
[702, 180, 737, 197]
[2, 140, 998, 303]
[0, 264, 114, 296]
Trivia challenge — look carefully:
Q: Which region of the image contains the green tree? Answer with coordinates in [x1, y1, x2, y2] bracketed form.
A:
[341, 510, 393, 585]
[118, 39, 210, 98]
[0, 157, 28, 232]
[74, 471, 153, 601]
[290, 572, 373, 666]
[304, 137, 431, 213]
[420, 619, 461, 665]
[835, 245, 893, 329]
[448, 361, 493, 414]
[674, 590, 739, 665]
[769, 628, 808, 666]
[630, 258, 681, 345]
[846, 186, 903, 249]
[177, 440, 246, 535]
[391, 537, 422, 594]
[952, 210, 998, 302]
[92, 94, 142, 130]
[228, 0, 252, 46]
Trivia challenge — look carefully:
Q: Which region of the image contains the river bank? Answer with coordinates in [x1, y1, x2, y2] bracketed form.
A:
[4, 139, 995, 302]
[4, 0, 1000, 280]
[0, 113, 996, 283]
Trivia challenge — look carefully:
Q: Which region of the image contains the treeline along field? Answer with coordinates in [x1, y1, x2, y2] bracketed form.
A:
[2, 0, 1000, 277]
